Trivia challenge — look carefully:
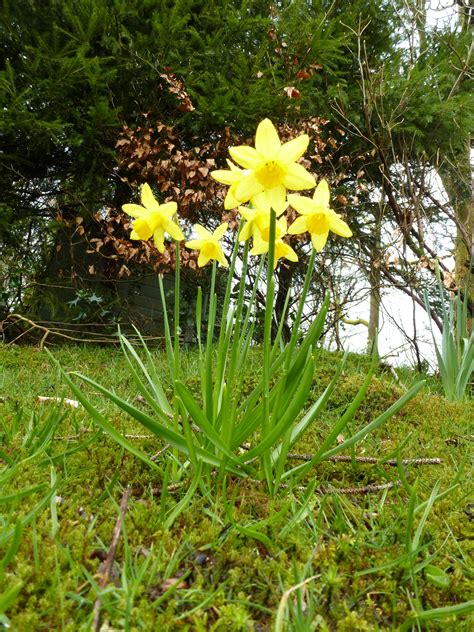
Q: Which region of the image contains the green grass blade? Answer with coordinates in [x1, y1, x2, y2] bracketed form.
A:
[0, 582, 23, 616]
[0, 483, 58, 546]
[0, 483, 48, 504]
[119, 332, 172, 420]
[127, 328, 173, 415]
[0, 520, 22, 573]
[400, 600, 474, 630]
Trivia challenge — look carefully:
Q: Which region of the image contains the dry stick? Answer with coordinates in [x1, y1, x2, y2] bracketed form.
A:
[276, 479, 401, 495]
[287, 454, 442, 466]
[3, 313, 165, 347]
[92, 487, 131, 632]
[56, 431, 442, 468]
[54, 429, 155, 441]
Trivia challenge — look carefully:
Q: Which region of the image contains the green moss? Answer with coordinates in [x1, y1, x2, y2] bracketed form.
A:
[0, 342, 472, 629]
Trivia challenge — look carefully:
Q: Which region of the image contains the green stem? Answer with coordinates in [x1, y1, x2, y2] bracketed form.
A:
[204, 261, 217, 423]
[284, 248, 317, 364]
[172, 242, 181, 479]
[262, 210, 276, 493]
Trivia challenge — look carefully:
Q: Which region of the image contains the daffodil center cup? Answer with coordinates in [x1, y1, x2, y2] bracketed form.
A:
[201, 241, 220, 259]
[255, 160, 286, 188]
[307, 212, 330, 234]
[260, 220, 284, 243]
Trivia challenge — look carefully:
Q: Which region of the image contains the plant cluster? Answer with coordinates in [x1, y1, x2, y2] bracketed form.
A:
[56, 120, 424, 500]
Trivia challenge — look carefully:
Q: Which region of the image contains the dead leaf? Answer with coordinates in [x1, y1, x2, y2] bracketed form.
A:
[37, 396, 79, 409]
[284, 86, 301, 99]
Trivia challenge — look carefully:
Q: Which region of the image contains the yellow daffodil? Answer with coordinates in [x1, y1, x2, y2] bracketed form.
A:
[211, 159, 248, 210]
[122, 183, 184, 253]
[238, 193, 285, 242]
[226, 118, 315, 214]
[288, 180, 352, 251]
[246, 210, 286, 248]
[185, 223, 228, 267]
[250, 216, 298, 268]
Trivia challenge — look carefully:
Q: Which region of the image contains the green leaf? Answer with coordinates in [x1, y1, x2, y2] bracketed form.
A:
[0, 582, 22, 615]
[424, 565, 451, 589]
[174, 381, 247, 471]
[70, 372, 246, 475]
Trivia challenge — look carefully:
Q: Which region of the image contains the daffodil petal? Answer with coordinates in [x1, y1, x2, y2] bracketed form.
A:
[159, 202, 178, 217]
[251, 191, 271, 212]
[250, 241, 268, 255]
[153, 228, 165, 253]
[313, 180, 330, 207]
[122, 203, 145, 218]
[288, 215, 308, 235]
[285, 246, 298, 262]
[185, 239, 202, 249]
[288, 194, 317, 215]
[282, 163, 316, 191]
[224, 189, 240, 210]
[198, 253, 210, 267]
[278, 134, 309, 163]
[255, 118, 281, 160]
[229, 145, 261, 170]
[329, 215, 352, 238]
[265, 185, 287, 214]
[239, 222, 254, 242]
[277, 216, 288, 234]
[275, 242, 298, 264]
[235, 173, 264, 202]
[311, 231, 329, 251]
[216, 246, 228, 267]
[213, 223, 228, 240]
[195, 224, 214, 239]
[211, 169, 240, 185]
[140, 183, 159, 210]
[239, 206, 257, 221]
[165, 219, 184, 241]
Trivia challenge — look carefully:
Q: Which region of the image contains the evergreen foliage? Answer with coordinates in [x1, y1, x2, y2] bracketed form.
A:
[1, 0, 472, 336]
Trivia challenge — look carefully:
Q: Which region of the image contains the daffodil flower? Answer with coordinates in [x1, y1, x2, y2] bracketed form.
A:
[288, 180, 352, 251]
[185, 223, 228, 267]
[250, 216, 298, 268]
[122, 183, 184, 253]
[226, 118, 315, 214]
[211, 160, 249, 210]
[238, 193, 285, 242]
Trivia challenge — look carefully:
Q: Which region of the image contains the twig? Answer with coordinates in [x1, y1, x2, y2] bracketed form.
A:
[313, 480, 400, 495]
[92, 487, 131, 632]
[2, 313, 165, 348]
[287, 454, 442, 466]
[54, 429, 155, 441]
[150, 444, 170, 461]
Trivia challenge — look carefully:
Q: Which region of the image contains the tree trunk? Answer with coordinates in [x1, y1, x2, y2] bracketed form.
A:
[367, 202, 383, 354]
[439, 151, 473, 334]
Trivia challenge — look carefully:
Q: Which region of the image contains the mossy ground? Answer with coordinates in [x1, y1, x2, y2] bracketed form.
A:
[0, 343, 472, 631]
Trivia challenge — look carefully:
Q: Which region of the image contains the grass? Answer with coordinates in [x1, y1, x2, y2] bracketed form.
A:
[0, 342, 473, 631]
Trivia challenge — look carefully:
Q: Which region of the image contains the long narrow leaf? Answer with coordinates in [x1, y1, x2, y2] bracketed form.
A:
[320, 380, 425, 462]
[174, 382, 248, 470]
[71, 372, 246, 475]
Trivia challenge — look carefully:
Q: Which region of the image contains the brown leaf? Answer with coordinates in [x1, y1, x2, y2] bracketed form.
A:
[296, 69, 312, 80]
[283, 86, 301, 99]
